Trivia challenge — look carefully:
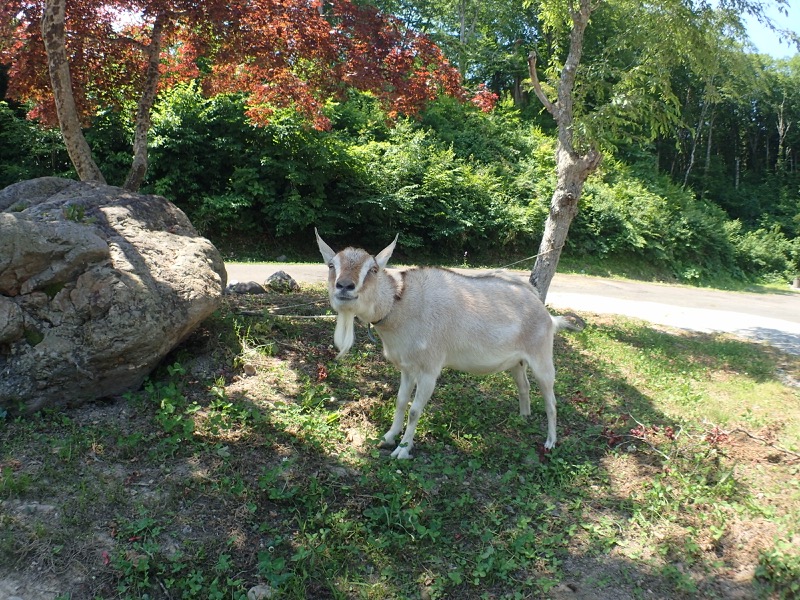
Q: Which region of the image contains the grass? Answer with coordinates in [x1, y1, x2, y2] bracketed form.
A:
[1, 285, 799, 599]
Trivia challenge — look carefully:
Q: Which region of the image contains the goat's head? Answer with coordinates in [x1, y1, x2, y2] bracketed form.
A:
[315, 228, 397, 357]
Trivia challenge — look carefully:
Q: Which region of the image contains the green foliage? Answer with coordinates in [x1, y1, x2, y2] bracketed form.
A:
[137, 85, 798, 283]
[756, 540, 800, 599]
[146, 84, 360, 239]
[0, 101, 72, 187]
[84, 107, 135, 187]
[568, 160, 741, 281]
[135, 362, 199, 455]
[1, 78, 797, 285]
[345, 121, 524, 254]
[729, 223, 799, 280]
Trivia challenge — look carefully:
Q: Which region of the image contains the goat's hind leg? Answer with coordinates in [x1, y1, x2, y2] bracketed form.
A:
[530, 360, 558, 449]
[511, 361, 531, 417]
[380, 370, 414, 449]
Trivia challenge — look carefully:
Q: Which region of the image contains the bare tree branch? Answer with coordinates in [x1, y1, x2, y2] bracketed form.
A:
[527, 51, 557, 117]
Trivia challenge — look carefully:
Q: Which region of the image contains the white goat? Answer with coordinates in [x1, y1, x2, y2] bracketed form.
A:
[315, 229, 584, 459]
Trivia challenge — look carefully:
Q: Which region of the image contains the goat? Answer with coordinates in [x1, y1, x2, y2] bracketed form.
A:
[315, 229, 584, 459]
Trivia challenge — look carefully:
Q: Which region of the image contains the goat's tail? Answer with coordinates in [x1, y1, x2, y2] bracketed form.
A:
[552, 311, 586, 333]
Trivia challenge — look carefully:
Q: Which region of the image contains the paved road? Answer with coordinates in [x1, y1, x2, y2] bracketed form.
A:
[226, 262, 800, 356]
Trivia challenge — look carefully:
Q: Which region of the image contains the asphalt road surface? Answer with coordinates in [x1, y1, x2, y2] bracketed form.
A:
[225, 262, 800, 356]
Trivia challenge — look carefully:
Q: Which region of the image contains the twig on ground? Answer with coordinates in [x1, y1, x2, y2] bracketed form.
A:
[729, 428, 800, 460]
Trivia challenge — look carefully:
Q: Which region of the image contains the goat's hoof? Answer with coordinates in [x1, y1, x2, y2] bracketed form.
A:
[378, 438, 396, 449]
[544, 439, 556, 450]
[391, 445, 413, 459]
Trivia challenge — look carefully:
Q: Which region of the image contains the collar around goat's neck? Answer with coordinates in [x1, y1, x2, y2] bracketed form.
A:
[369, 300, 393, 328]
[367, 296, 395, 343]
[371, 312, 390, 326]
[369, 268, 402, 327]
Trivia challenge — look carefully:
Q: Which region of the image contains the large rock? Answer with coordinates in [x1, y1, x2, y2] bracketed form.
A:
[0, 177, 226, 413]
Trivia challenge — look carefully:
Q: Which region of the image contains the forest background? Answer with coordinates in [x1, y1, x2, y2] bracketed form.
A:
[1, 0, 799, 289]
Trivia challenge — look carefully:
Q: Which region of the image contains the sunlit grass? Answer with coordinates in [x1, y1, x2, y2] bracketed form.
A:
[1, 287, 798, 599]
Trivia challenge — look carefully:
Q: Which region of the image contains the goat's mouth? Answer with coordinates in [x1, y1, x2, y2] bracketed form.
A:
[334, 293, 358, 302]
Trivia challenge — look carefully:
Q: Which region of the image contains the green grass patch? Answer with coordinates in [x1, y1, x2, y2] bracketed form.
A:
[1, 288, 798, 599]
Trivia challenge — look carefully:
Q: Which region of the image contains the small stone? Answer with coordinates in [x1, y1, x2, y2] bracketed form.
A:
[247, 584, 274, 600]
[243, 364, 257, 377]
[265, 271, 299, 292]
[226, 281, 266, 294]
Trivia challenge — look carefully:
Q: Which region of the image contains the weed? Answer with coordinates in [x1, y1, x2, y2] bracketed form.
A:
[0, 465, 32, 497]
[62, 203, 96, 223]
[756, 539, 800, 598]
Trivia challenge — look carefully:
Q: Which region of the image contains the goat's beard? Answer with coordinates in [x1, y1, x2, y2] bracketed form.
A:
[333, 311, 356, 359]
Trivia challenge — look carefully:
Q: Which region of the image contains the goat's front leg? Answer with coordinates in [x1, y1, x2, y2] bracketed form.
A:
[391, 372, 437, 459]
[380, 371, 414, 449]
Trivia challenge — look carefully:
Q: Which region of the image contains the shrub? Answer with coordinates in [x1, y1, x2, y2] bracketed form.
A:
[730, 223, 796, 280]
[344, 122, 526, 257]
[0, 101, 72, 187]
[146, 84, 360, 239]
[568, 159, 739, 281]
[91, 84, 795, 284]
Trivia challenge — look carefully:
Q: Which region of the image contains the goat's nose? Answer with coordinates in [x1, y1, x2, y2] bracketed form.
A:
[336, 278, 356, 291]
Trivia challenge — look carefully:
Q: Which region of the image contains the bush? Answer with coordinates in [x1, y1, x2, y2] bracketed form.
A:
[568, 159, 739, 282]
[344, 122, 529, 257]
[85, 108, 135, 187]
[145, 84, 361, 239]
[57, 84, 793, 284]
[730, 223, 797, 280]
[0, 102, 72, 188]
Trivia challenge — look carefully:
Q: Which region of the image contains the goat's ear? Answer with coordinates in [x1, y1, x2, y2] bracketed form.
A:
[315, 228, 336, 264]
[375, 234, 399, 269]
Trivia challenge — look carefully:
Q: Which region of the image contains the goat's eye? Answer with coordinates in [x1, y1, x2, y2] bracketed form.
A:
[370, 266, 378, 275]
[328, 263, 334, 270]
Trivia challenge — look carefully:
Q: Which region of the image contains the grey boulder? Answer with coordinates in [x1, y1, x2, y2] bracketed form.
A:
[0, 177, 226, 413]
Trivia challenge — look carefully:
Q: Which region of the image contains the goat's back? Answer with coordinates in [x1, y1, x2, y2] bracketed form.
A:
[379, 267, 555, 372]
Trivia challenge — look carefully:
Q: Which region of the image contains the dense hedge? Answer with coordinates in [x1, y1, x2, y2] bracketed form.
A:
[143, 87, 800, 282]
[0, 102, 72, 186]
[2, 89, 798, 284]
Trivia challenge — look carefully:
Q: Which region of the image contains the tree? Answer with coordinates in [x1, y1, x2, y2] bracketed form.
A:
[374, 0, 543, 102]
[524, 0, 796, 300]
[0, 0, 467, 191]
[525, 0, 601, 299]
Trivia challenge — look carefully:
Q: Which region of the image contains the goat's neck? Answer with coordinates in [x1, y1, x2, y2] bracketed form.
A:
[364, 271, 399, 325]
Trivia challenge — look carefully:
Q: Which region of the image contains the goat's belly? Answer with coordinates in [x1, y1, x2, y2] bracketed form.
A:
[445, 353, 522, 375]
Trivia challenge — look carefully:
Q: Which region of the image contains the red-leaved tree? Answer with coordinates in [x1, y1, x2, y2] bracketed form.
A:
[0, 0, 469, 191]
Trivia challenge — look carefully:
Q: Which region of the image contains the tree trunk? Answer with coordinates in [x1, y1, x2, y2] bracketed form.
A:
[704, 111, 715, 179]
[776, 94, 791, 173]
[530, 146, 599, 298]
[526, 0, 601, 301]
[123, 12, 166, 191]
[683, 96, 709, 189]
[41, 0, 105, 183]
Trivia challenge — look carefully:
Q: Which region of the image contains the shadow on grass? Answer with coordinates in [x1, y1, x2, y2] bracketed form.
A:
[1, 289, 796, 599]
